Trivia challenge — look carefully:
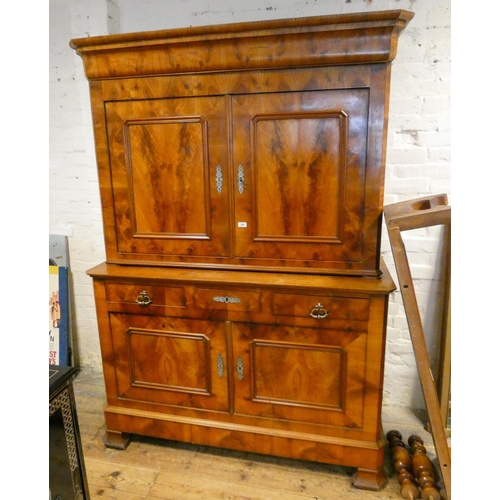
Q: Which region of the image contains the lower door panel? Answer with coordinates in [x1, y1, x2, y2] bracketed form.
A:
[232, 322, 367, 428]
[109, 313, 230, 412]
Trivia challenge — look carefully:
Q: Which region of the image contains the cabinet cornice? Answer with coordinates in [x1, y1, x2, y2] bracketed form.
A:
[70, 9, 414, 80]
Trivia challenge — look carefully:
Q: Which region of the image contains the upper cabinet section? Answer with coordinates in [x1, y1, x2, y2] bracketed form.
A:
[71, 10, 413, 276]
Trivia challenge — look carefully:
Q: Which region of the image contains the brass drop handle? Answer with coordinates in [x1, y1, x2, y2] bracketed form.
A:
[135, 291, 152, 306]
[310, 303, 328, 319]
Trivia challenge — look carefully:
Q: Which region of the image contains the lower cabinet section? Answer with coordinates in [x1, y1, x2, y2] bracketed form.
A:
[89, 263, 395, 491]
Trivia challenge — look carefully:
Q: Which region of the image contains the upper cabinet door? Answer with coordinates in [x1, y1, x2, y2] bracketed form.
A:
[231, 89, 369, 270]
[105, 95, 230, 260]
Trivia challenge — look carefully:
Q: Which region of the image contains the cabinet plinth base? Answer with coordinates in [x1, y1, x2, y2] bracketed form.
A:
[103, 429, 131, 450]
[352, 467, 387, 491]
[101, 409, 387, 491]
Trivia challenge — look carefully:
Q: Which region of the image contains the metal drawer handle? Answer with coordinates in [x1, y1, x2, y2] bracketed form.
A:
[217, 354, 224, 378]
[236, 356, 244, 380]
[310, 303, 328, 319]
[213, 295, 241, 304]
[135, 291, 152, 306]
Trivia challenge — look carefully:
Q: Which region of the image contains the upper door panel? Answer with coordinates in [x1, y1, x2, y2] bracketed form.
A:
[105, 95, 230, 260]
[231, 89, 369, 269]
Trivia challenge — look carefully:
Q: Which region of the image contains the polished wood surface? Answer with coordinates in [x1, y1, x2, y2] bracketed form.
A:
[384, 195, 451, 498]
[88, 262, 395, 490]
[74, 370, 440, 499]
[386, 430, 419, 500]
[71, 10, 413, 276]
[104, 96, 230, 258]
[408, 435, 442, 500]
[74, 10, 412, 492]
[70, 10, 414, 79]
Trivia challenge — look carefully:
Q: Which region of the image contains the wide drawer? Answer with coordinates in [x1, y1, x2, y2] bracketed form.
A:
[105, 283, 186, 308]
[271, 293, 369, 320]
[194, 288, 261, 312]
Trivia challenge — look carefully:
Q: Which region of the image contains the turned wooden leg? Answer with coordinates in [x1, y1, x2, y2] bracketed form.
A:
[103, 429, 131, 450]
[352, 467, 387, 491]
[386, 430, 420, 500]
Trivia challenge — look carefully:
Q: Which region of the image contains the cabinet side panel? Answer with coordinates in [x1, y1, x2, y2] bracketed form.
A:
[88, 82, 120, 260]
[91, 279, 120, 401]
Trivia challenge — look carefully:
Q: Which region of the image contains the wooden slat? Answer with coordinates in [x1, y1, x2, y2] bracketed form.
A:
[437, 222, 452, 430]
[384, 194, 451, 499]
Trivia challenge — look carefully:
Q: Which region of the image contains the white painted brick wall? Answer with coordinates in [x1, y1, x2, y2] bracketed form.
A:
[49, 0, 451, 410]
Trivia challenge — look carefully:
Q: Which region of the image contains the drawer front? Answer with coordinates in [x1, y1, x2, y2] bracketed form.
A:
[194, 289, 261, 312]
[271, 293, 369, 321]
[105, 283, 186, 308]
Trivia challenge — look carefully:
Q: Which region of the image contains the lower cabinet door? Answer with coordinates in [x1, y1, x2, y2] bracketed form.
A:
[109, 313, 230, 412]
[232, 322, 367, 428]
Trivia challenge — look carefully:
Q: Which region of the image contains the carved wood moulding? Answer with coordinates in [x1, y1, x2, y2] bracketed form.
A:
[70, 10, 414, 79]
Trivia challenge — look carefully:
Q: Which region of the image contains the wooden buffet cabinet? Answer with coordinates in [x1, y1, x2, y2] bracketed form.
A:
[71, 9, 413, 490]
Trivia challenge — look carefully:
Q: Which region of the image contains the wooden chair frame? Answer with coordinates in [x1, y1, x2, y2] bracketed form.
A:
[384, 194, 451, 499]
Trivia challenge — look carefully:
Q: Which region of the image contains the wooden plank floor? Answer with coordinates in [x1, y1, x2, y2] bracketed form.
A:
[73, 369, 443, 500]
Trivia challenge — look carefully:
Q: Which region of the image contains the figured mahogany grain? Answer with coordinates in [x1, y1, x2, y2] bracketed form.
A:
[76, 10, 412, 492]
[88, 260, 395, 490]
[72, 10, 413, 276]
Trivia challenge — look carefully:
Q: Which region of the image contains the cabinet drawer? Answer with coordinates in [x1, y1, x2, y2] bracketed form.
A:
[194, 289, 261, 312]
[105, 283, 186, 308]
[271, 293, 369, 320]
